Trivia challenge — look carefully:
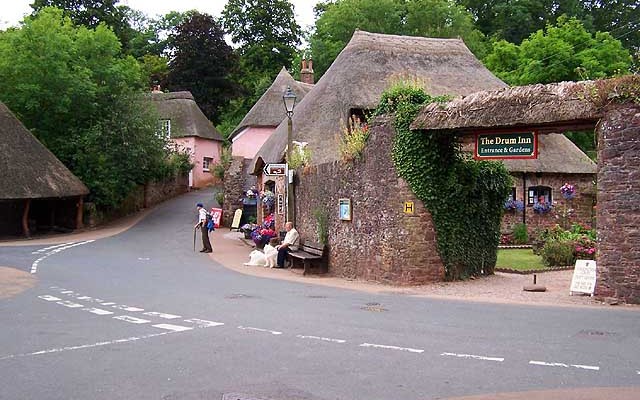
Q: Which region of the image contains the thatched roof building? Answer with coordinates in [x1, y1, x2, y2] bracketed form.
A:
[150, 91, 224, 141]
[411, 80, 601, 133]
[230, 68, 314, 140]
[0, 101, 88, 200]
[250, 30, 507, 173]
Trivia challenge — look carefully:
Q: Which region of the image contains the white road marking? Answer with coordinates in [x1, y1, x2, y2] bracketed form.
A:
[143, 312, 181, 319]
[113, 316, 151, 324]
[32, 242, 76, 254]
[30, 240, 95, 274]
[112, 305, 144, 312]
[0, 332, 172, 361]
[296, 335, 346, 343]
[359, 343, 424, 353]
[185, 319, 224, 328]
[60, 291, 75, 294]
[76, 296, 93, 301]
[237, 326, 282, 335]
[100, 302, 116, 306]
[84, 308, 114, 316]
[529, 361, 600, 371]
[38, 295, 61, 302]
[138, 257, 150, 261]
[441, 352, 504, 362]
[153, 324, 193, 332]
[56, 301, 84, 308]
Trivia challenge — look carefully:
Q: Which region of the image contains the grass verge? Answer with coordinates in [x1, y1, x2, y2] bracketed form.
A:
[496, 249, 548, 272]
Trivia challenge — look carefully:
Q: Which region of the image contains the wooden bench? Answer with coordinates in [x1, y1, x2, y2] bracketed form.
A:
[287, 240, 327, 275]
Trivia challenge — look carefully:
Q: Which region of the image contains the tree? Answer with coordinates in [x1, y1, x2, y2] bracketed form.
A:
[484, 16, 632, 85]
[309, 0, 487, 79]
[164, 12, 240, 124]
[0, 7, 170, 208]
[222, 0, 301, 79]
[30, 0, 137, 52]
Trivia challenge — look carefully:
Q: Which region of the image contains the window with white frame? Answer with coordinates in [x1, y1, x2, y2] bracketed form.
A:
[528, 186, 552, 205]
[203, 157, 213, 172]
[158, 119, 171, 139]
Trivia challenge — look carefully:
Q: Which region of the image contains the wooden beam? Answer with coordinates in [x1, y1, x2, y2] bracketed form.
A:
[22, 199, 31, 238]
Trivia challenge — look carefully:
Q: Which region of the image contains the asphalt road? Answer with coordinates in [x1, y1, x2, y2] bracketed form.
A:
[1, 190, 638, 400]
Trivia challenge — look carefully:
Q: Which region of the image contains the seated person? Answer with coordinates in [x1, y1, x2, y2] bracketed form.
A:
[276, 222, 299, 268]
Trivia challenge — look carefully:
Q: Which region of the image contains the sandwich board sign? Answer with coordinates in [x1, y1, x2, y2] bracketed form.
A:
[570, 260, 597, 296]
[231, 209, 242, 230]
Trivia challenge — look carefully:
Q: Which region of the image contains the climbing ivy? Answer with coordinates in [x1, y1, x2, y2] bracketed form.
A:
[376, 84, 512, 280]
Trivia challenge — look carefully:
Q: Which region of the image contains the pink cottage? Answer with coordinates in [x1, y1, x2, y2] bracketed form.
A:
[151, 91, 224, 188]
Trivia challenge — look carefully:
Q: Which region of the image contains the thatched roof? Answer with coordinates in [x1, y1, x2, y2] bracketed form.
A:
[0, 102, 89, 200]
[250, 30, 507, 173]
[230, 68, 314, 139]
[412, 80, 601, 133]
[501, 134, 595, 174]
[150, 91, 224, 141]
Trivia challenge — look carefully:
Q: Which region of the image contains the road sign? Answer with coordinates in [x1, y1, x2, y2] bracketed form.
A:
[263, 163, 287, 176]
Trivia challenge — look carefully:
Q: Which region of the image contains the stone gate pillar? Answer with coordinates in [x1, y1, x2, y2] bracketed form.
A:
[596, 104, 640, 303]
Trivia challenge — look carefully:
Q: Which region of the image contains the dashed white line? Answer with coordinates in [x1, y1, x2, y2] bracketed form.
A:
[99, 302, 116, 306]
[32, 242, 76, 254]
[111, 305, 144, 312]
[441, 352, 504, 362]
[38, 295, 61, 302]
[144, 312, 181, 319]
[237, 326, 282, 335]
[56, 301, 84, 308]
[84, 308, 114, 316]
[529, 360, 600, 371]
[30, 240, 95, 274]
[359, 343, 424, 353]
[153, 324, 193, 332]
[0, 332, 172, 361]
[296, 335, 346, 343]
[184, 318, 224, 328]
[113, 316, 151, 324]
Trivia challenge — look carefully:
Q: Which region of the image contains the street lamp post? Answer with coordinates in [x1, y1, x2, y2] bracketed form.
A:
[283, 86, 297, 225]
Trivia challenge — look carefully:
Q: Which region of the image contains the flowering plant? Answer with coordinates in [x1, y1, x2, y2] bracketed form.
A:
[560, 183, 576, 200]
[243, 188, 257, 198]
[504, 199, 525, 212]
[260, 190, 276, 211]
[533, 201, 553, 214]
[574, 236, 596, 260]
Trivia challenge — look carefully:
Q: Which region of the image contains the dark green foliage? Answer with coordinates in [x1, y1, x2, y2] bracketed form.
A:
[540, 240, 576, 267]
[164, 12, 240, 124]
[512, 223, 529, 245]
[376, 84, 512, 280]
[313, 208, 329, 245]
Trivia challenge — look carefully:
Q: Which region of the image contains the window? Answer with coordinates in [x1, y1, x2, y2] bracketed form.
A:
[203, 157, 213, 172]
[159, 119, 171, 139]
[507, 187, 516, 201]
[528, 186, 552, 205]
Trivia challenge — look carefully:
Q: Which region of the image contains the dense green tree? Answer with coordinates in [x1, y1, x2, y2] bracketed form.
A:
[222, 0, 301, 78]
[0, 7, 170, 207]
[484, 16, 632, 85]
[309, 0, 487, 78]
[164, 12, 240, 124]
[30, 0, 138, 52]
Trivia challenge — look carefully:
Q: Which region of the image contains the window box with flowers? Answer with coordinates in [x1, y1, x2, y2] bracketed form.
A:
[533, 202, 553, 214]
[504, 199, 525, 212]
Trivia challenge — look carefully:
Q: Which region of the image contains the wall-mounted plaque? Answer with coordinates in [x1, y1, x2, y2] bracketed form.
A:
[339, 198, 351, 221]
[475, 131, 537, 160]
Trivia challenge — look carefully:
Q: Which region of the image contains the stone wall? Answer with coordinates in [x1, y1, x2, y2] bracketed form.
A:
[596, 104, 640, 303]
[222, 157, 257, 227]
[296, 117, 444, 285]
[502, 173, 596, 236]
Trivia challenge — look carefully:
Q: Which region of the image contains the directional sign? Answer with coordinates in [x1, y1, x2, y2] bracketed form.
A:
[263, 163, 287, 176]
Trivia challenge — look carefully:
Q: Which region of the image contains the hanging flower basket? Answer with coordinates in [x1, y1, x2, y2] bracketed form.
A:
[533, 202, 553, 214]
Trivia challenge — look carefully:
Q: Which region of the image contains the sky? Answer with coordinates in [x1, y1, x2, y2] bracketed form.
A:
[0, 0, 317, 31]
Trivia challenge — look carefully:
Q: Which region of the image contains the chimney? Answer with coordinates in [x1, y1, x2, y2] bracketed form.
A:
[300, 58, 314, 85]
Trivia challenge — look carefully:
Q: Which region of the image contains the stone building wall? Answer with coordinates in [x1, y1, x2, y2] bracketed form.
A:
[502, 173, 596, 236]
[596, 104, 640, 303]
[222, 157, 246, 227]
[295, 118, 444, 285]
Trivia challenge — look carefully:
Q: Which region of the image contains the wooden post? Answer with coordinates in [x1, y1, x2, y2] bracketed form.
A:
[22, 199, 31, 237]
[76, 197, 84, 229]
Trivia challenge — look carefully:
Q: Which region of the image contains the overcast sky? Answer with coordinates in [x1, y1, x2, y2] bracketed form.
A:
[0, 0, 317, 31]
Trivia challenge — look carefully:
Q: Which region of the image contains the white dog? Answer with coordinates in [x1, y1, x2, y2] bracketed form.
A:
[263, 243, 278, 268]
[243, 250, 266, 267]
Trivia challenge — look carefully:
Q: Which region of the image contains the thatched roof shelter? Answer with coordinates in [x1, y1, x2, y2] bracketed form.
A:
[230, 68, 314, 139]
[150, 91, 224, 141]
[250, 30, 507, 173]
[0, 101, 89, 200]
[412, 80, 601, 133]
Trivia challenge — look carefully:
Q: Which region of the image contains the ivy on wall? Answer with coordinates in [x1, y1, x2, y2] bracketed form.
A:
[376, 84, 512, 280]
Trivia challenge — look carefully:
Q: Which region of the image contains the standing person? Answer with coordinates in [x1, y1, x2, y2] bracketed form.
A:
[195, 203, 212, 253]
[276, 221, 299, 268]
